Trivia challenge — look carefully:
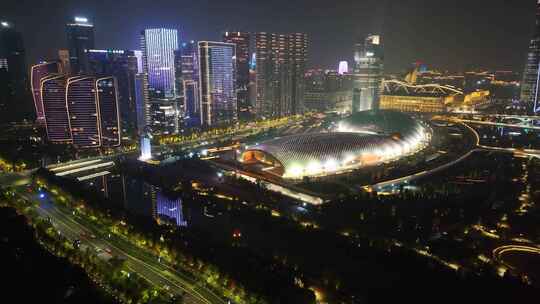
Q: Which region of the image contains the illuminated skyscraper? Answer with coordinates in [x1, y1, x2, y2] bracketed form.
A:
[31, 62, 58, 124]
[178, 41, 200, 125]
[86, 49, 138, 136]
[66, 76, 101, 148]
[96, 76, 121, 147]
[198, 41, 237, 127]
[353, 34, 383, 112]
[43, 75, 120, 148]
[66, 17, 94, 74]
[223, 31, 250, 113]
[42, 75, 71, 143]
[521, 0, 540, 112]
[255, 32, 308, 118]
[135, 73, 150, 135]
[140, 28, 179, 99]
[0, 21, 29, 121]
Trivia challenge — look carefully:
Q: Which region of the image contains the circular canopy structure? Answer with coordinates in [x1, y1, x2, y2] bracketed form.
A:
[241, 110, 430, 179]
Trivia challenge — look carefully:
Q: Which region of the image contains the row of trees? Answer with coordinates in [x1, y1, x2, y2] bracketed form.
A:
[32, 169, 316, 303]
[1, 186, 180, 304]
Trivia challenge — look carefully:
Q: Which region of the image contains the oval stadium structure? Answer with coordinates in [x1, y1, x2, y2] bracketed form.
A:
[240, 110, 431, 179]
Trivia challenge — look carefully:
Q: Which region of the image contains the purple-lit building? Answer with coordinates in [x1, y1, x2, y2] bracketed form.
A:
[42, 74, 120, 148]
[66, 76, 101, 148]
[198, 41, 237, 127]
[140, 28, 178, 99]
[155, 191, 187, 227]
[31, 61, 58, 124]
[41, 75, 71, 143]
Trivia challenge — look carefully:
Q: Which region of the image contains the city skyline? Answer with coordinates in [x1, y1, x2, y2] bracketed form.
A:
[1, 0, 537, 73]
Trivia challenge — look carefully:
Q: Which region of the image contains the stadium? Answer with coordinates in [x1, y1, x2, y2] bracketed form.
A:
[240, 110, 431, 179]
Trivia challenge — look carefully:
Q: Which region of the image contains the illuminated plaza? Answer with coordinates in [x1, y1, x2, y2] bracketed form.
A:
[240, 110, 431, 179]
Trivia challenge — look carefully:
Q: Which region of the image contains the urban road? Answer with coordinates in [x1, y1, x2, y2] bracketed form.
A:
[3, 173, 227, 304]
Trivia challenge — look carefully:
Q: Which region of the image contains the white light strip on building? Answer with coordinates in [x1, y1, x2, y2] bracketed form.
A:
[77, 171, 111, 181]
[56, 161, 115, 176]
[49, 159, 103, 172]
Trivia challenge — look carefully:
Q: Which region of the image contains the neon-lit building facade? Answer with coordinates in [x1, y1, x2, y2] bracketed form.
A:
[97, 77, 121, 147]
[42, 75, 120, 148]
[140, 28, 178, 99]
[31, 62, 58, 123]
[521, 0, 540, 113]
[42, 75, 71, 143]
[241, 110, 430, 179]
[353, 34, 383, 112]
[198, 41, 237, 127]
[155, 192, 187, 227]
[66, 17, 94, 74]
[66, 76, 101, 148]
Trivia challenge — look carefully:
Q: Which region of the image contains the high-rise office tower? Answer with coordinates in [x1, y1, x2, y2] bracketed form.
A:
[41, 75, 71, 143]
[0, 21, 29, 121]
[66, 17, 95, 74]
[255, 32, 308, 118]
[223, 31, 250, 114]
[140, 28, 178, 99]
[96, 76, 121, 147]
[521, 0, 540, 112]
[288, 33, 308, 116]
[198, 41, 237, 127]
[353, 34, 383, 112]
[31, 62, 59, 124]
[66, 76, 101, 148]
[42, 74, 120, 148]
[86, 49, 138, 136]
[177, 41, 200, 125]
[135, 73, 150, 135]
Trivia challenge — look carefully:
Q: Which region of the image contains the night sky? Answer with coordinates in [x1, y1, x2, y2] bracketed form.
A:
[2, 0, 537, 73]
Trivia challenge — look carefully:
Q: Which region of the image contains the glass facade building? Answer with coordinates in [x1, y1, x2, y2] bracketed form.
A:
[353, 34, 383, 112]
[140, 28, 178, 99]
[0, 21, 28, 122]
[86, 49, 138, 136]
[255, 32, 308, 118]
[66, 17, 95, 74]
[66, 76, 101, 148]
[96, 76, 121, 147]
[31, 62, 59, 123]
[198, 41, 237, 127]
[42, 75, 71, 143]
[223, 31, 251, 113]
